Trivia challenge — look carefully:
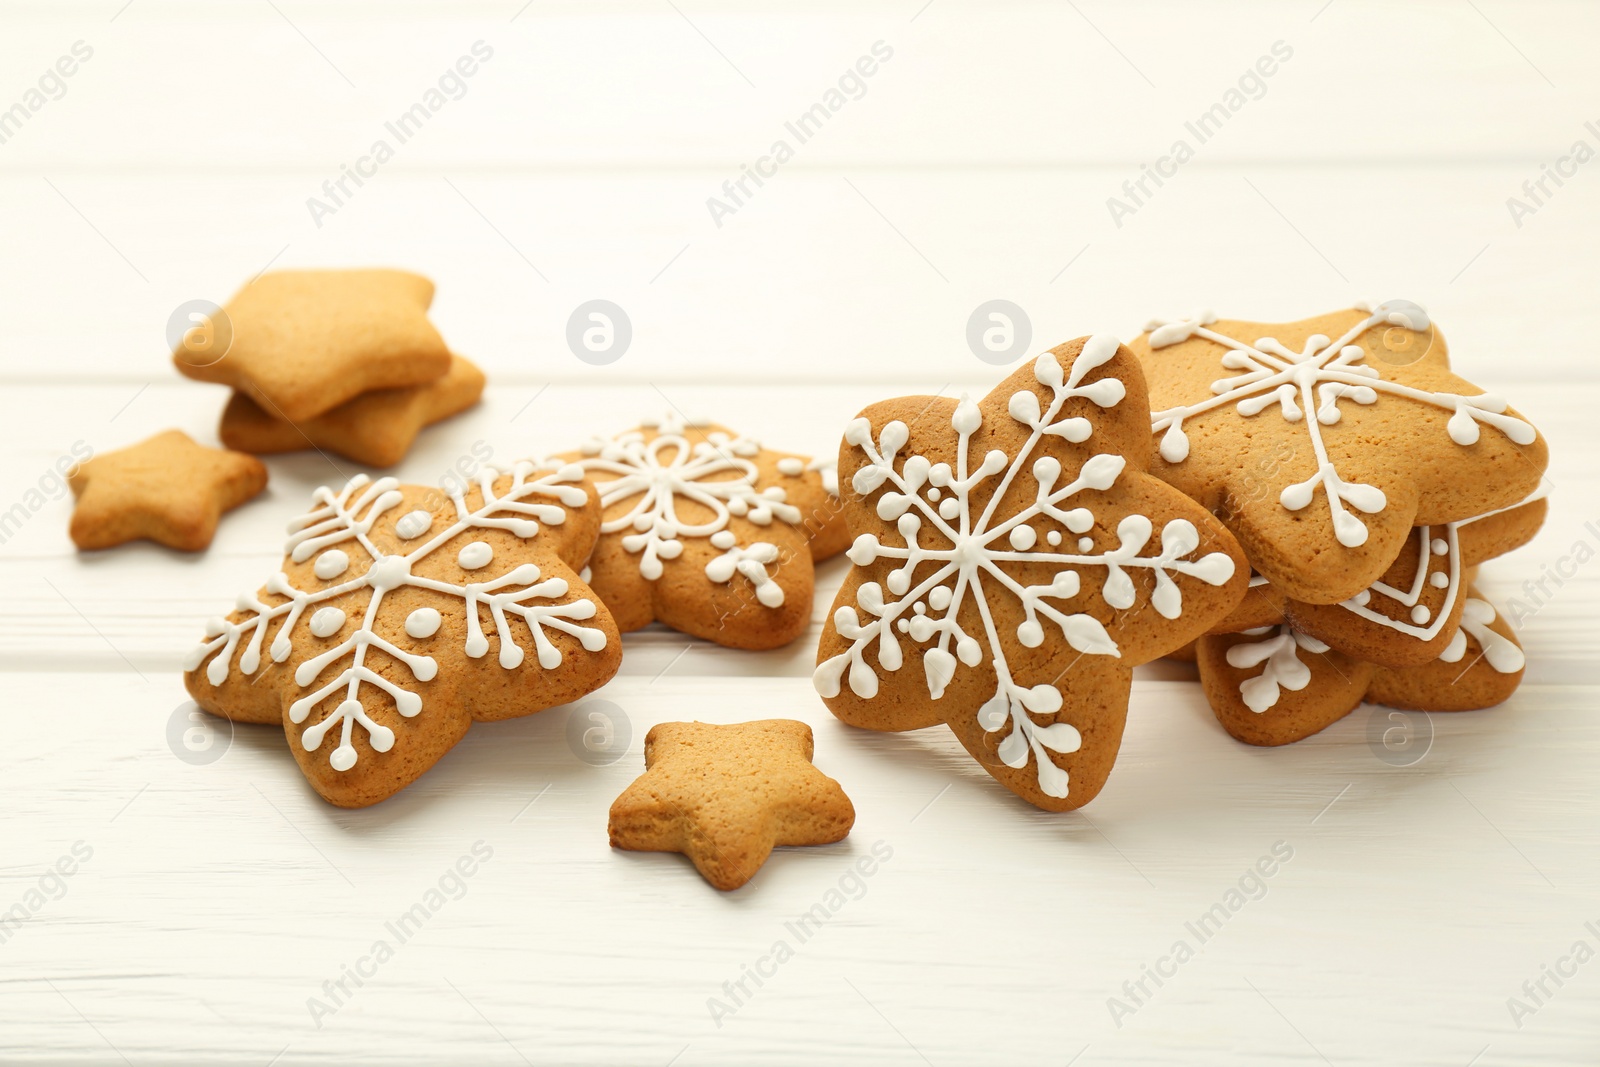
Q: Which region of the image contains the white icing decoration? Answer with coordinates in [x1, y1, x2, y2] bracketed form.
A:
[314, 550, 349, 580]
[806, 457, 839, 497]
[815, 340, 1236, 799]
[1047, 531, 1062, 546]
[1230, 597, 1522, 713]
[543, 420, 806, 607]
[1225, 626, 1331, 713]
[395, 509, 433, 540]
[309, 607, 346, 638]
[458, 541, 493, 570]
[405, 607, 441, 639]
[183, 467, 609, 773]
[777, 457, 805, 476]
[1147, 301, 1537, 548]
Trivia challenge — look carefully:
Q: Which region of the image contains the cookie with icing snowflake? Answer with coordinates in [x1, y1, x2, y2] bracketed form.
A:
[183, 464, 622, 807]
[814, 335, 1249, 811]
[1197, 588, 1524, 746]
[1132, 301, 1547, 606]
[1203, 492, 1545, 669]
[536, 414, 847, 650]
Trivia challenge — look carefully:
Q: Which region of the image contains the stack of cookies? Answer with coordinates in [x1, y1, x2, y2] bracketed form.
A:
[174, 269, 484, 467]
[1127, 302, 1548, 745]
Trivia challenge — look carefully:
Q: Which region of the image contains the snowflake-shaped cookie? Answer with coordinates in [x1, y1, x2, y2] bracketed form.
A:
[1198, 590, 1525, 747]
[183, 464, 622, 807]
[1133, 302, 1547, 606]
[815, 336, 1248, 811]
[538, 417, 846, 649]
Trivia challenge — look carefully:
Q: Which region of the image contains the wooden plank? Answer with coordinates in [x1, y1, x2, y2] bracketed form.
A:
[1, 671, 1595, 1064]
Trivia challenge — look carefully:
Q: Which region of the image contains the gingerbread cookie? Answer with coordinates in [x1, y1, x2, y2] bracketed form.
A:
[815, 336, 1248, 811]
[537, 414, 846, 650]
[69, 430, 266, 551]
[1197, 589, 1523, 746]
[174, 269, 452, 422]
[608, 719, 855, 890]
[219, 354, 485, 467]
[1132, 301, 1547, 605]
[184, 464, 621, 807]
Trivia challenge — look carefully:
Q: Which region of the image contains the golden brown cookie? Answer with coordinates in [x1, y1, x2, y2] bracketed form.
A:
[68, 430, 267, 551]
[1133, 301, 1547, 605]
[183, 463, 621, 807]
[174, 269, 452, 422]
[1197, 589, 1524, 746]
[608, 719, 855, 890]
[815, 335, 1249, 811]
[219, 354, 486, 467]
[538, 414, 847, 650]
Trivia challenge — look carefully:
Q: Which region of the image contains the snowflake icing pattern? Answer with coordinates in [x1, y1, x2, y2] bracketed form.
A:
[184, 465, 609, 772]
[557, 419, 805, 606]
[1146, 300, 1537, 549]
[814, 336, 1237, 798]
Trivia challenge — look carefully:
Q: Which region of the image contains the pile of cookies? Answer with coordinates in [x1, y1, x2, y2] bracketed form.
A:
[814, 302, 1548, 814]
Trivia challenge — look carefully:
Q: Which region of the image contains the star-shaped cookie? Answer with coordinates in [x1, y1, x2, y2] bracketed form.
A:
[1196, 589, 1524, 746]
[69, 430, 267, 551]
[608, 719, 855, 890]
[219, 354, 485, 467]
[539, 415, 847, 650]
[814, 336, 1249, 811]
[1131, 302, 1547, 605]
[174, 269, 452, 423]
[184, 463, 622, 807]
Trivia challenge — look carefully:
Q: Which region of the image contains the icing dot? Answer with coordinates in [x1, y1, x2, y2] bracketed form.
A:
[939, 498, 961, 520]
[395, 510, 433, 540]
[314, 550, 349, 580]
[1411, 605, 1431, 624]
[458, 541, 493, 570]
[405, 607, 442, 639]
[776, 457, 804, 476]
[929, 586, 952, 610]
[1432, 538, 1449, 556]
[710, 530, 736, 549]
[1352, 590, 1372, 607]
[1009, 526, 1037, 551]
[913, 602, 927, 615]
[897, 619, 910, 633]
[1430, 572, 1450, 589]
[927, 488, 941, 501]
[1078, 537, 1094, 552]
[1047, 531, 1062, 546]
[309, 607, 346, 638]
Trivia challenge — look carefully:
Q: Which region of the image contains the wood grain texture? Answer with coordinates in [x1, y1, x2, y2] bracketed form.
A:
[3, 1, 1599, 1063]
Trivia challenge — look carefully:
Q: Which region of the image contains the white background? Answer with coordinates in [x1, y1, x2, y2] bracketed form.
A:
[2, 1, 1598, 1064]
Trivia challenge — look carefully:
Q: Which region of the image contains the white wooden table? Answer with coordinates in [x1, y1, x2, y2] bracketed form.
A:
[4, 2, 1599, 1063]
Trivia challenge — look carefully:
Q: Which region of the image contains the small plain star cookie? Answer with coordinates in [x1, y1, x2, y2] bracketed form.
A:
[608, 719, 855, 890]
[174, 269, 452, 423]
[1131, 301, 1547, 606]
[538, 415, 847, 650]
[219, 354, 485, 467]
[183, 463, 621, 807]
[68, 430, 267, 551]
